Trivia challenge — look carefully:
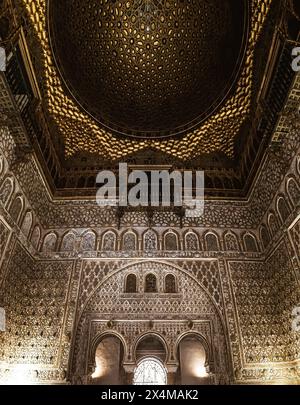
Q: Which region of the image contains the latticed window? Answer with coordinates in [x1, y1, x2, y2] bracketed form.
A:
[61, 233, 75, 252]
[102, 232, 116, 251]
[145, 273, 157, 293]
[43, 233, 57, 252]
[123, 232, 136, 250]
[81, 232, 96, 251]
[144, 230, 157, 250]
[225, 233, 239, 251]
[125, 274, 137, 293]
[185, 233, 198, 251]
[133, 358, 167, 385]
[165, 274, 176, 293]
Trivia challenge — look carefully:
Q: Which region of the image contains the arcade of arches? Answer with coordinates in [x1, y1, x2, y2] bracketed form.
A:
[0, 0, 300, 385]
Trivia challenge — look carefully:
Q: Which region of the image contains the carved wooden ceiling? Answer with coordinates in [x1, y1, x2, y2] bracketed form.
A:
[20, 0, 267, 160]
[1, 0, 299, 197]
[49, 0, 247, 139]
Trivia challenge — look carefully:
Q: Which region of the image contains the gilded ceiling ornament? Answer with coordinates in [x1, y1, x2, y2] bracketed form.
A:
[129, 0, 164, 32]
[19, 0, 273, 160]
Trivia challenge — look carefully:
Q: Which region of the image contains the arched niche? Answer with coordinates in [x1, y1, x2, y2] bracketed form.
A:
[260, 225, 270, 251]
[268, 212, 279, 237]
[287, 177, 300, 207]
[125, 274, 137, 293]
[61, 232, 76, 252]
[21, 211, 33, 238]
[9, 196, 24, 224]
[42, 232, 58, 253]
[164, 274, 177, 293]
[30, 225, 41, 250]
[91, 334, 125, 385]
[277, 196, 290, 224]
[135, 334, 167, 364]
[243, 233, 258, 253]
[205, 232, 220, 252]
[176, 334, 210, 385]
[164, 231, 179, 251]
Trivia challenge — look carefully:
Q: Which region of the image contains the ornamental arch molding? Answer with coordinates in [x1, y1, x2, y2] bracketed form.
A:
[175, 331, 212, 369]
[89, 331, 128, 366]
[132, 332, 169, 364]
[70, 260, 231, 384]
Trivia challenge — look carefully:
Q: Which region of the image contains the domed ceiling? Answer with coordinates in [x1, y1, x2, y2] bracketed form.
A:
[12, 0, 281, 197]
[49, 0, 248, 138]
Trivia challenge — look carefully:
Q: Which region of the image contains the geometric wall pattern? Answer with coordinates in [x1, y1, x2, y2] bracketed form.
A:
[0, 75, 299, 384]
[229, 241, 300, 382]
[71, 260, 230, 384]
